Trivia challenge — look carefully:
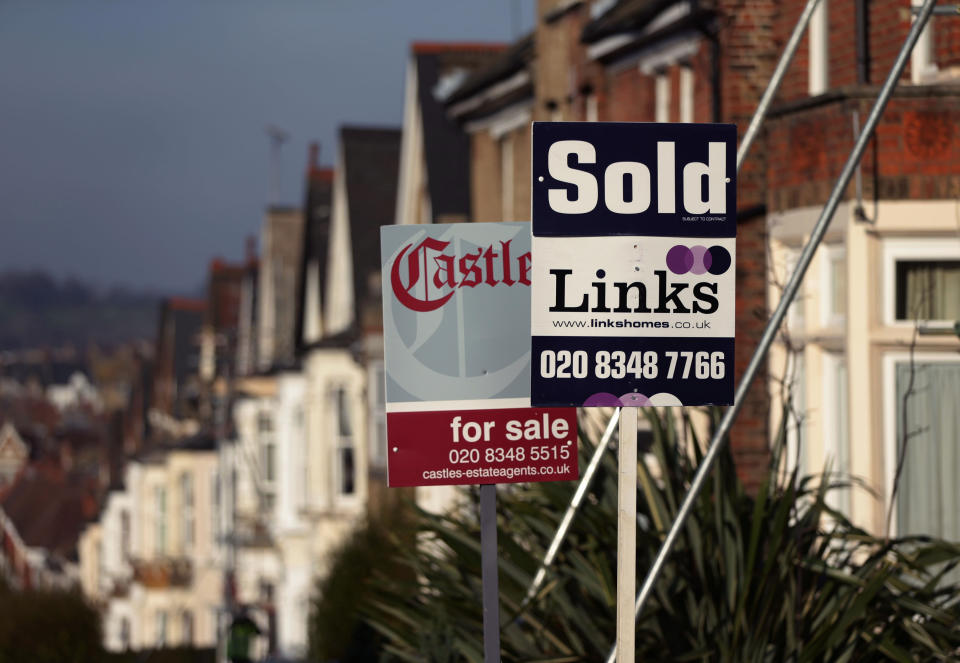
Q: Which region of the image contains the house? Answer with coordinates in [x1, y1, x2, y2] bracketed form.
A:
[762, 0, 960, 537]
[222, 129, 400, 659]
[79, 435, 222, 651]
[442, 0, 805, 488]
[1, 461, 99, 589]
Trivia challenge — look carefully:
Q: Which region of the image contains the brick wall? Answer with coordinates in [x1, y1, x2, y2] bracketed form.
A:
[766, 90, 960, 212]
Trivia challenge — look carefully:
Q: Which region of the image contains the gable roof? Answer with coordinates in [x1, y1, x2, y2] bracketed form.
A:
[412, 43, 507, 221]
[295, 144, 334, 354]
[340, 126, 401, 333]
[0, 422, 28, 458]
[444, 34, 535, 124]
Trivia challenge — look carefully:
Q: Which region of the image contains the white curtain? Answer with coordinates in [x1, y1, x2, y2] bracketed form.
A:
[896, 362, 960, 542]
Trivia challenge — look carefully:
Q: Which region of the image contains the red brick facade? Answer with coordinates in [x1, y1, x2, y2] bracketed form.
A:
[455, 0, 959, 490]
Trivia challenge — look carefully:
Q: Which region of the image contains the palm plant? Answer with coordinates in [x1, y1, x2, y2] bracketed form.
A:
[361, 408, 960, 662]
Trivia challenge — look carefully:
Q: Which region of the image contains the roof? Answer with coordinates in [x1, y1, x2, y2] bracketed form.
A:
[580, 0, 714, 60]
[412, 41, 506, 55]
[340, 126, 401, 332]
[444, 33, 534, 108]
[166, 297, 205, 313]
[0, 466, 99, 559]
[295, 144, 334, 354]
[581, 0, 673, 42]
[413, 44, 507, 221]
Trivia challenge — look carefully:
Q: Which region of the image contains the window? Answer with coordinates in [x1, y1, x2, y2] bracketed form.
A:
[258, 409, 276, 510]
[155, 486, 166, 556]
[784, 351, 807, 477]
[120, 510, 130, 560]
[895, 260, 960, 322]
[333, 387, 356, 496]
[500, 133, 514, 221]
[211, 470, 219, 545]
[820, 245, 846, 326]
[181, 610, 194, 646]
[180, 472, 194, 551]
[885, 358, 960, 544]
[294, 405, 308, 508]
[654, 70, 670, 122]
[119, 617, 130, 650]
[823, 354, 850, 514]
[910, 0, 937, 83]
[679, 64, 694, 123]
[368, 363, 387, 469]
[883, 238, 960, 326]
[585, 93, 598, 123]
[156, 610, 167, 648]
[808, 0, 829, 95]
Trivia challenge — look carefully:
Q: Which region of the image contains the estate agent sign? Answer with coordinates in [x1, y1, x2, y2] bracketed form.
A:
[381, 222, 577, 487]
[530, 122, 737, 407]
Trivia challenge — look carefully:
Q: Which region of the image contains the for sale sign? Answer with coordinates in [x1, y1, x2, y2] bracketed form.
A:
[381, 222, 577, 487]
[530, 122, 737, 407]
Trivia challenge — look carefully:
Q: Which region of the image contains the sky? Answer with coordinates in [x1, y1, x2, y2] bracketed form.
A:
[0, 1, 534, 294]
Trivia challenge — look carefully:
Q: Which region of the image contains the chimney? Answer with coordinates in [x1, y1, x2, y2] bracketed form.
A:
[245, 236, 257, 265]
[308, 142, 320, 171]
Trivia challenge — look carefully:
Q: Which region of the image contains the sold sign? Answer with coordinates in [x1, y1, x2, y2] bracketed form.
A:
[530, 122, 737, 408]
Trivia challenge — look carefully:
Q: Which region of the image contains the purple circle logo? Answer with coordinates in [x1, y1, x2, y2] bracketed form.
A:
[667, 244, 730, 276]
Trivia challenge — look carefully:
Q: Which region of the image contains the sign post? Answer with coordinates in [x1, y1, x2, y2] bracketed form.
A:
[529, 122, 737, 662]
[381, 222, 578, 662]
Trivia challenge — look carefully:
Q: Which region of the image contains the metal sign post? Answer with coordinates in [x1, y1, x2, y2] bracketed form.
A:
[480, 484, 500, 663]
[616, 408, 637, 663]
[380, 222, 579, 662]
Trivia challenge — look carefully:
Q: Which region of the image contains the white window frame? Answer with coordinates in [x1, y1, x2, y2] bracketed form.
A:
[882, 351, 960, 535]
[500, 132, 515, 222]
[654, 69, 670, 122]
[679, 64, 694, 123]
[367, 362, 387, 470]
[180, 471, 194, 552]
[819, 244, 846, 328]
[881, 236, 960, 328]
[910, 0, 937, 84]
[331, 385, 358, 503]
[808, 0, 829, 95]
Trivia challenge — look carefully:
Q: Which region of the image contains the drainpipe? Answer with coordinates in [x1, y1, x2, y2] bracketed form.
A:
[856, 0, 870, 84]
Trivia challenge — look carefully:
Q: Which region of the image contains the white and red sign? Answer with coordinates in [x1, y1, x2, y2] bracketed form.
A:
[381, 222, 578, 487]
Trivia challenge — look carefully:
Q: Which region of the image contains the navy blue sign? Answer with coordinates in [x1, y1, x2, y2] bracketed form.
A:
[530, 122, 737, 407]
[532, 122, 737, 238]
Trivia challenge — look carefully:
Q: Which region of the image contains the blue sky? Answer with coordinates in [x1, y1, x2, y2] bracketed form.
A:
[0, 1, 533, 293]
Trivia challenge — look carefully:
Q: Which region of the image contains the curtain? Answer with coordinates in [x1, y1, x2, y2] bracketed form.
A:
[898, 260, 960, 321]
[895, 362, 960, 542]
